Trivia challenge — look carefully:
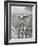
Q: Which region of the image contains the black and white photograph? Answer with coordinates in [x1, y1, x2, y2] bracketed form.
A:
[11, 6, 32, 39]
[11, 6, 32, 38]
[4, 1, 37, 44]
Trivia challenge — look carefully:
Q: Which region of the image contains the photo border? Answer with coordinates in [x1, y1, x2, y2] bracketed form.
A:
[4, 1, 37, 45]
